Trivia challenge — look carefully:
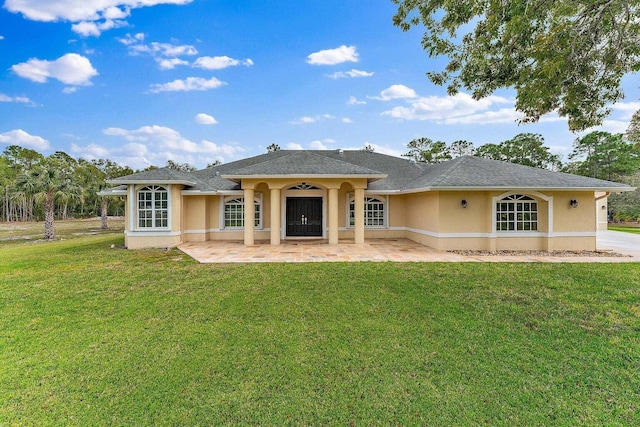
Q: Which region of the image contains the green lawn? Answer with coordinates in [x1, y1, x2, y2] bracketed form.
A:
[1, 225, 639, 425]
[609, 224, 640, 235]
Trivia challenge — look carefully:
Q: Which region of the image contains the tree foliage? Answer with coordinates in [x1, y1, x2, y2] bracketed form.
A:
[626, 110, 640, 148]
[266, 143, 281, 153]
[476, 133, 561, 170]
[568, 131, 640, 181]
[403, 137, 451, 163]
[392, 0, 640, 131]
[0, 146, 131, 232]
[449, 140, 475, 158]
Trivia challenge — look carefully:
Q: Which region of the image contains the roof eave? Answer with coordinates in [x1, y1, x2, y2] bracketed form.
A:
[429, 186, 636, 192]
[220, 174, 388, 180]
[97, 189, 127, 196]
[106, 179, 197, 186]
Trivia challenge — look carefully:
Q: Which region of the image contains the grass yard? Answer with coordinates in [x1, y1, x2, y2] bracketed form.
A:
[609, 224, 640, 235]
[1, 222, 639, 425]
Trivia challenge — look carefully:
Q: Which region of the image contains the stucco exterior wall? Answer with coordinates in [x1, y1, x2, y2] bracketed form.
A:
[124, 183, 183, 249]
[183, 195, 207, 242]
[121, 180, 602, 252]
[596, 193, 608, 231]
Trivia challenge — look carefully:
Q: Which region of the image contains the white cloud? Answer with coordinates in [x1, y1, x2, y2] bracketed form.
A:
[12, 53, 98, 86]
[156, 58, 189, 70]
[347, 96, 366, 105]
[128, 41, 198, 57]
[442, 108, 523, 125]
[309, 140, 329, 150]
[372, 84, 417, 101]
[72, 19, 127, 37]
[610, 101, 640, 119]
[149, 77, 226, 93]
[382, 92, 514, 124]
[100, 124, 242, 168]
[4, 0, 192, 35]
[291, 116, 317, 124]
[195, 113, 218, 125]
[290, 114, 335, 125]
[62, 86, 78, 94]
[307, 45, 359, 65]
[0, 36, 4, 40]
[193, 56, 254, 70]
[342, 118, 353, 124]
[0, 94, 33, 104]
[287, 143, 304, 150]
[327, 69, 373, 79]
[70, 142, 110, 158]
[118, 32, 145, 45]
[0, 129, 50, 150]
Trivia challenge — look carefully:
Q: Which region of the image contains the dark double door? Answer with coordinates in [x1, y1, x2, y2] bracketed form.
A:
[286, 197, 322, 237]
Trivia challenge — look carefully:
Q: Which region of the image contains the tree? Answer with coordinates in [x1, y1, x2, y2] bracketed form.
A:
[15, 156, 76, 240]
[166, 160, 197, 172]
[207, 160, 222, 168]
[362, 144, 375, 152]
[476, 133, 561, 170]
[392, 0, 640, 131]
[266, 143, 281, 153]
[569, 131, 640, 181]
[449, 140, 475, 158]
[86, 159, 133, 229]
[403, 137, 451, 163]
[626, 110, 640, 149]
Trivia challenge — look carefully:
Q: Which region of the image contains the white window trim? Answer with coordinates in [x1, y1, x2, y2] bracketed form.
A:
[221, 193, 263, 230]
[491, 191, 552, 236]
[346, 193, 388, 229]
[134, 184, 171, 231]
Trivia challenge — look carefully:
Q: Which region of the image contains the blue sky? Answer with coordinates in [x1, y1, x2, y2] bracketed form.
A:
[1, 0, 638, 170]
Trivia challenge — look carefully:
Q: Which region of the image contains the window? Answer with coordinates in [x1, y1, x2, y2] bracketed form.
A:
[349, 196, 386, 227]
[137, 186, 168, 228]
[224, 197, 261, 228]
[496, 194, 538, 231]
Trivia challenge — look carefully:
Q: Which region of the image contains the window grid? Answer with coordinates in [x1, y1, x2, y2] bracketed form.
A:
[137, 186, 168, 228]
[349, 196, 385, 227]
[496, 195, 538, 232]
[224, 198, 260, 228]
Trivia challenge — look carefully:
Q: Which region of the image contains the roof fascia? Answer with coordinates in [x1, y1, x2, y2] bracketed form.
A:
[220, 174, 388, 180]
[97, 189, 127, 196]
[106, 179, 197, 185]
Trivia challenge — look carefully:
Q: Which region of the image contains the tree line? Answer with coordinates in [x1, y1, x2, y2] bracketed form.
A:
[0, 146, 134, 238]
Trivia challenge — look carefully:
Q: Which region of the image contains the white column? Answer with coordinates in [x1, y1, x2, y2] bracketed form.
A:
[328, 187, 339, 245]
[243, 188, 254, 246]
[270, 188, 281, 245]
[354, 187, 365, 244]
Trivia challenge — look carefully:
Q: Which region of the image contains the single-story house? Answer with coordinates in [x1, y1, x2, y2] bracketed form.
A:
[101, 150, 633, 251]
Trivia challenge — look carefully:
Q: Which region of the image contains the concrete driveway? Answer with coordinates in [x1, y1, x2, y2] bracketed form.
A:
[597, 230, 640, 259]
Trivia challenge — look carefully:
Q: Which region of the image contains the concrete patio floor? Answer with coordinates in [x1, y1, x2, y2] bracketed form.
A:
[178, 231, 640, 263]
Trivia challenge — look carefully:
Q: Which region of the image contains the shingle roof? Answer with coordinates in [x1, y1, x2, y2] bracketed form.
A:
[109, 167, 200, 185]
[107, 150, 634, 193]
[222, 151, 386, 178]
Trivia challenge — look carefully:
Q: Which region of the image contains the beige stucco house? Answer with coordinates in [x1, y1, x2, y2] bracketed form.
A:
[102, 150, 633, 251]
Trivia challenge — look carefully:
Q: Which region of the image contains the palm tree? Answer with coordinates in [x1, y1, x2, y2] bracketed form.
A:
[16, 156, 78, 240]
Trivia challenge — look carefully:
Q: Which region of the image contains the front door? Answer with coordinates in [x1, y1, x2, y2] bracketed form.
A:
[286, 197, 322, 237]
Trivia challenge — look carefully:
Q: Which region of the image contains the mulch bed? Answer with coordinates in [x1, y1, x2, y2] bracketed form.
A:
[448, 250, 629, 257]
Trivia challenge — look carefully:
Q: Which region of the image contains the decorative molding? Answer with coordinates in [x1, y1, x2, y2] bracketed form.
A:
[125, 231, 181, 237]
